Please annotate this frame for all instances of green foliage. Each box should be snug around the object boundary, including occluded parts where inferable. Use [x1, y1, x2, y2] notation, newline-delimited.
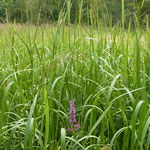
[0, 1, 150, 150]
[0, 16, 150, 149]
[0, 0, 149, 25]
[105, 0, 122, 24]
[0, 0, 7, 22]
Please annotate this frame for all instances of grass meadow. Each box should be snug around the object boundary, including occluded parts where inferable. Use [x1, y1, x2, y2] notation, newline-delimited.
[0, 3, 150, 150]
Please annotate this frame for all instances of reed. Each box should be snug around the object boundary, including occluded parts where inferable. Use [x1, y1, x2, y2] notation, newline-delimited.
[0, 1, 150, 149]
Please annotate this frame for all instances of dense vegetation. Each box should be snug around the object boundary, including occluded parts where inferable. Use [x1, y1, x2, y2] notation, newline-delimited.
[0, 0, 150, 25]
[0, 0, 150, 150]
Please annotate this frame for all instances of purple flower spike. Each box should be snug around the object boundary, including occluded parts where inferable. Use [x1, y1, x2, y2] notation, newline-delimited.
[67, 99, 80, 132]
[69, 100, 76, 125]
[67, 127, 72, 132]
[74, 123, 80, 131]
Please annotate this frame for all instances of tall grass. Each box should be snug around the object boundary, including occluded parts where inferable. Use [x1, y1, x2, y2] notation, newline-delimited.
[0, 1, 150, 150]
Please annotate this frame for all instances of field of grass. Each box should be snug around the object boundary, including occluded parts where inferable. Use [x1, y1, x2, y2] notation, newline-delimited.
[0, 15, 150, 150]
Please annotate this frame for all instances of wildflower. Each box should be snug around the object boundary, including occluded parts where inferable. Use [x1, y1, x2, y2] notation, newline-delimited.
[74, 123, 80, 131]
[67, 99, 80, 132]
[70, 99, 76, 124]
